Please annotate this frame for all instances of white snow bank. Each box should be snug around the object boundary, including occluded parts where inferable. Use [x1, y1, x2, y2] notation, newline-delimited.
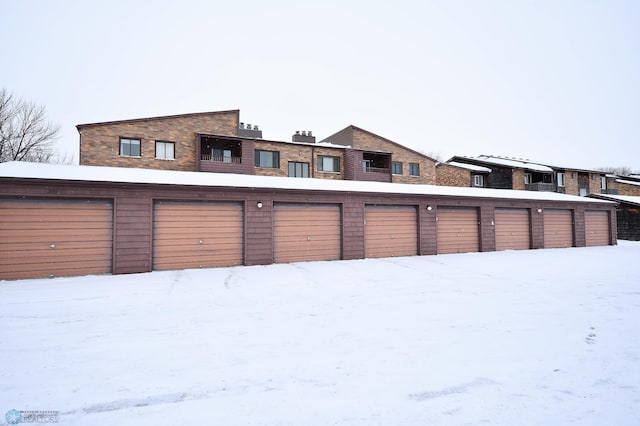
[1, 242, 640, 425]
[0, 161, 612, 204]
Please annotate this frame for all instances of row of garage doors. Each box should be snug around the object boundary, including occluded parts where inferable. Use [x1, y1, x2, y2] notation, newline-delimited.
[0, 199, 611, 279]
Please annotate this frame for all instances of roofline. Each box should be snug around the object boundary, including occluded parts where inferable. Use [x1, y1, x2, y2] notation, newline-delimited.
[350, 125, 438, 162]
[325, 125, 438, 162]
[587, 194, 640, 206]
[76, 109, 240, 130]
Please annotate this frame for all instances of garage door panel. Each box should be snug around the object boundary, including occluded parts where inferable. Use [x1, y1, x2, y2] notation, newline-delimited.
[153, 202, 244, 270]
[274, 204, 341, 263]
[437, 207, 479, 254]
[585, 210, 610, 247]
[495, 208, 531, 251]
[365, 206, 418, 258]
[544, 209, 573, 248]
[0, 199, 113, 279]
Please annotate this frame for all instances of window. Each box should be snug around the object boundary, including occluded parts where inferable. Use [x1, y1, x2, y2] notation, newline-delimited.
[409, 163, 420, 176]
[557, 172, 565, 187]
[601, 176, 607, 190]
[524, 173, 532, 185]
[473, 174, 484, 187]
[392, 161, 403, 175]
[318, 156, 340, 172]
[155, 141, 175, 160]
[212, 148, 232, 163]
[120, 138, 141, 157]
[254, 150, 280, 168]
[288, 162, 309, 178]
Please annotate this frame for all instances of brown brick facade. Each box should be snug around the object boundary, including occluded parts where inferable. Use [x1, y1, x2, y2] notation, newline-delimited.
[436, 163, 472, 187]
[253, 141, 345, 179]
[350, 128, 436, 185]
[512, 169, 526, 190]
[79, 111, 239, 171]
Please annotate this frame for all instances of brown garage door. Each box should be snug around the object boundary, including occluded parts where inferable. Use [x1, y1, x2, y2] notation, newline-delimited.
[365, 205, 418, 258]
[0, 198, 113, 280]
[153, 201, 243, 270]
[585, 210, 610, 247]
[544, 209, 574, 248]
[437, 207, 480, 254]
[273, 203, 341, 263]
[495, 208, 531, 251]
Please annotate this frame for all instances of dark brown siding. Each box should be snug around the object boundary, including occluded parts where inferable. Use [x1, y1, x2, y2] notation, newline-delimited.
[114, 194, 152, 274]
[0, 198, 113, 279]
[365, 205, 418, 258]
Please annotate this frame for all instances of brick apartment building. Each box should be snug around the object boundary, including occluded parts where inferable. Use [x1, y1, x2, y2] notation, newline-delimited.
[77, 110, 437, 185]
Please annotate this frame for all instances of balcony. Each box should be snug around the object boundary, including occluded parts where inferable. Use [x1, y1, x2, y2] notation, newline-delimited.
[363, 166, 390, 174]
[201, 154, 242, 164]
[525, 182, 556, 192]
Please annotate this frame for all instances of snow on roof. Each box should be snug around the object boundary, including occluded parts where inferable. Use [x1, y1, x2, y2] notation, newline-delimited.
[616, 179, 640, 187]
[445, 161, 492, 173]
[0, 162, 613, 204]
[589, 194, 640, 206]
[475, 156, 554, 172]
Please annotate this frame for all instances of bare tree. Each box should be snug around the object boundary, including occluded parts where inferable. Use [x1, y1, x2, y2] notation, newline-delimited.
[597, 166, 634, 176]
[0, 88, 61, 163]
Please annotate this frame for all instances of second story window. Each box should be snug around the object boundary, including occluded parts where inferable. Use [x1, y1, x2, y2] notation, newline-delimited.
[155, 141, 175, 160]
[392, 161, 403, 175]
[288, 162, 309, 178]
[524, 173, 532, 185]
[318, 156, 340, 173]
[409, 163, 420, 176]
[557, 172, 565, 187]
[473, 174, 484, 187]
[255, 150, 280, 168]
[601, 176, 607, 190]
[120, 138, 141, 157]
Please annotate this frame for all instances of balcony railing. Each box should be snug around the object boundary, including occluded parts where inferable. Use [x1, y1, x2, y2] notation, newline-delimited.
[201, 154, 241, 164]
[525, 182, 555, 192]
[363, 166, 390, 174]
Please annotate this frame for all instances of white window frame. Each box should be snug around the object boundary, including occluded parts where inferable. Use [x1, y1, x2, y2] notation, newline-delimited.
[601, 176, 607, 190]
[155, 141, 175, 160]
[524, 173, 532, 185]
[557, 172, 565, 187]
[473, 174, 484, 187]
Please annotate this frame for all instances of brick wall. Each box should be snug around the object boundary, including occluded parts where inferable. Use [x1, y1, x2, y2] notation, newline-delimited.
[609, 180, 640, 196]
[512, 169, 526, 190]
[436, 164, 471, 187]
[564, 172, 579, 195]
[253, 141, 345, 179]
[588, 174, 603, 195]
[351, 128, 437, 185]
[79, 111, 239, 171]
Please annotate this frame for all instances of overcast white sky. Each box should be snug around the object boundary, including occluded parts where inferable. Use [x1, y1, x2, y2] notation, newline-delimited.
[2, 0, 639, 171]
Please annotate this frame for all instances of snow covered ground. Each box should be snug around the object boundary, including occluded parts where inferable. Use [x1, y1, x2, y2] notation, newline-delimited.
[2, 243, 640, 425]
